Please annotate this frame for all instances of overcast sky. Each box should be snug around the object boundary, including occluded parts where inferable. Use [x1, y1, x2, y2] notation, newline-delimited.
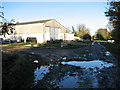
[1, 2, 109, 35]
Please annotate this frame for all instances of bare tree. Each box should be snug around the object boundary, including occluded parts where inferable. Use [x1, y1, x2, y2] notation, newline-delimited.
[76, 24, 90, 39]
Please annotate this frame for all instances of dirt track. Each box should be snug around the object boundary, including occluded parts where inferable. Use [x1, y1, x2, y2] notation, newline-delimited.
[1, 45, 30, 52]
[2, 42, 119, 88]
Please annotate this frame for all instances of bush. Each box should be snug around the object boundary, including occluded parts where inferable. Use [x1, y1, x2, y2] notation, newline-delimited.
[2, 52, 34, 88]
[37, 43, 42, 47]
[31, 43, 35, 46]
[83, 34, 91, 41]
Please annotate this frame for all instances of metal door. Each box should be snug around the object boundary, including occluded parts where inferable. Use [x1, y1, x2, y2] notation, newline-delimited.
[49, 27, 61, 41]
[49, 27, 55, 41]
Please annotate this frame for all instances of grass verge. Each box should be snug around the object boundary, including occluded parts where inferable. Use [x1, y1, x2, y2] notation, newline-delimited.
[100, 42, 120, 55]
[4, 42, 30, 46]
[99, 41, 120, 88]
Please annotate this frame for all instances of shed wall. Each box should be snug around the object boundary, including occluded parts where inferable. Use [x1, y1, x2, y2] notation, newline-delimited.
[15, 23, 44, 34]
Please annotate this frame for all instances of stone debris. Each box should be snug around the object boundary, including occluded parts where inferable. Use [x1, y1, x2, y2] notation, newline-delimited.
[34, 60, 39, 63]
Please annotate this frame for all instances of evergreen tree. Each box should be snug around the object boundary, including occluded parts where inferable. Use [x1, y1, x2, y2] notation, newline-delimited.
[72, 26, 77, 36]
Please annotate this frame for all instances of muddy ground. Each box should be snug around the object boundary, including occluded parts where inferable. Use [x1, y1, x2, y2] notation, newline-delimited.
[2, 42, 119, 88]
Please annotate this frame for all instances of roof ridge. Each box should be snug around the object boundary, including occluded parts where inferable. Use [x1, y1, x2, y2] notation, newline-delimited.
[16, 19, 55, 25]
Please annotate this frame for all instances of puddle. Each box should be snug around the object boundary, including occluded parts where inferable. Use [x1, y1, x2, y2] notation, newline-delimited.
[56, 75, 79, 88]
[92, 41, 95, 45]
[34, 66, 50, 85]
[33, 59, 116, 88]
[53, 69, 99, 88]
[61, 60, 114, 69]
[105, 51, 110, 56]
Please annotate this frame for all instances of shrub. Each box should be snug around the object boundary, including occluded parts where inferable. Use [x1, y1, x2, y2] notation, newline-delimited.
[2, 52, 34, 88]
[31, 43, 35, 46]
[83, 34, 91, 41]
[37, 43, 42, 47]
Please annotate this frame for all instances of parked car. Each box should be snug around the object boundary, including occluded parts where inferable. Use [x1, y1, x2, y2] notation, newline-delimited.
[26, 37, 37, 43]
[2, 39, 11, 44]
[10, 40, 17, 43]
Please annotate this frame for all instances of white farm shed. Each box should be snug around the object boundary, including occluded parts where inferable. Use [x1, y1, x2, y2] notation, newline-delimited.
[1, 19, 74, 43]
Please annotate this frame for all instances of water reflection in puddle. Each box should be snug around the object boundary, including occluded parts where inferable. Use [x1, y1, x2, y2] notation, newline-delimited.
[54, 69, 99, 88]
[61, 60, 114, 69]
[105, 51, 110, 56]
[34, 66, 50, 85]
[56, 75, 79, 88]
[92, 41, 95, 45]
[33, 59, 116, 88]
